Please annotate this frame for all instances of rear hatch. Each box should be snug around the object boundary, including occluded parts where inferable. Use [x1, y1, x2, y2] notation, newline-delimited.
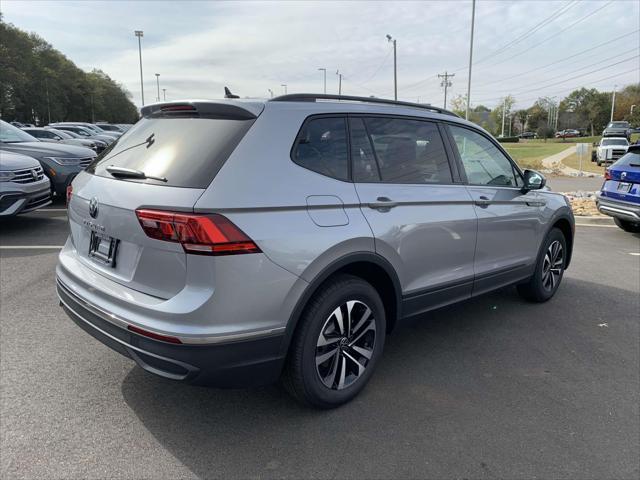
[67, 101, 262, 299]
[602, 148, 640, 203]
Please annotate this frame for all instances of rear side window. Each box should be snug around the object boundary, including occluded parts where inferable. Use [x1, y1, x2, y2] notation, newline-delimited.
[613, 151, 640, 167]
[292, 117, 349, 181]
[354, 117, 452, 184]
[87, 117, 254, 188]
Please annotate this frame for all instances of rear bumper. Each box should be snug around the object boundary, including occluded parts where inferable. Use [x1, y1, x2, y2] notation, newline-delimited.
[596, 194, 640, 223]
[56, 278, 286, 387]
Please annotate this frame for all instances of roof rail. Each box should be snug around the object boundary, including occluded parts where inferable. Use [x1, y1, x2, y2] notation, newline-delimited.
[270, 93, 459, 117]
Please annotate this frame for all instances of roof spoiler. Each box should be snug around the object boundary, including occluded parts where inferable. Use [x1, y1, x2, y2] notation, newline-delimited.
[140, 101, 258, 120]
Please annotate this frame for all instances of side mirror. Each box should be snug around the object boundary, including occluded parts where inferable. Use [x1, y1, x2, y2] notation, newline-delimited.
[523, 169, 546, 190]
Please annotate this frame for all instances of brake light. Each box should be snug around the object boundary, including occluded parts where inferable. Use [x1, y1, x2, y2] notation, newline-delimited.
[66, 184, 73, 205]
[127, 325, 182, 344]
[135, 209, 261, 256]
[160, 104, 196, 112]
[604, 169, 611, 180]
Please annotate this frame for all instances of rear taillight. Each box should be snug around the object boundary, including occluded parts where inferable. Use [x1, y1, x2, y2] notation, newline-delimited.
[66, 184, 73, 205]
[604, 169, 611, 180]
[135, 209, 261, 256]
[127, 325, 182, 344]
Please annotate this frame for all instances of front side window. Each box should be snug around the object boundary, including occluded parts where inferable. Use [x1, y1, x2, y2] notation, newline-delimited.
[449, 125, 521, 187]
[354, 117, 452, 184]
[292, 117, 348, 181]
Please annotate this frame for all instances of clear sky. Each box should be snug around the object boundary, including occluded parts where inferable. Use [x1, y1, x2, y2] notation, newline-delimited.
[2, 0, 639, 109]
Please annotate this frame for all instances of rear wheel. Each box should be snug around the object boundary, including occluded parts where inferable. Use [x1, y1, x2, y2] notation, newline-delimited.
[283, 274, 385, 408]
[517, 228, 567, 303]
[614, 217, 640, 233]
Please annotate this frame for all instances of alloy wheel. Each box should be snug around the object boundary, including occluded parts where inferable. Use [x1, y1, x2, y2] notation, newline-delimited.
[315, 300, 376, 390]
[542, 240, 564, 292]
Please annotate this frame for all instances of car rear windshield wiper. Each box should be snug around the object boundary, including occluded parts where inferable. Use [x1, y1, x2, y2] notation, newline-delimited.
[105, 165, 167, 182]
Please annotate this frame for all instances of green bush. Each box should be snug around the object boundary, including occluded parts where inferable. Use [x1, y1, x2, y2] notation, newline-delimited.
[497, 136, 520, 143]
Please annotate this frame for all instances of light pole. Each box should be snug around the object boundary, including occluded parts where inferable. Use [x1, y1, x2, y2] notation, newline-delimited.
[134, 30, 144, 106]
[465, 0, 476, 120]
[386, 34, 397, 101]
[610, 85, 617, 121]
[162, 88, 166, 101]
[318, 68, 327, 94]
[281, 84, 287, 95]
[336, 70, 342, 95]
[155, 73, 160, 102]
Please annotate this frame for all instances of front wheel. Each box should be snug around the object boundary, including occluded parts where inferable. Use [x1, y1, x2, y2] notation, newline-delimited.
[283, 274, 386, 409]
[614, 217, 640, 233]
[517, 228, 567, 302]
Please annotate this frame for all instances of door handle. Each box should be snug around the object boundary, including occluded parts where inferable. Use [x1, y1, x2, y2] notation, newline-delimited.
[474, 195, 490, 207]
[368, 197, 398, 211]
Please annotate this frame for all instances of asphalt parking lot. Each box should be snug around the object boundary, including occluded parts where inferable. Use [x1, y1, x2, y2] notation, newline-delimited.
[1, 202, 639, 480]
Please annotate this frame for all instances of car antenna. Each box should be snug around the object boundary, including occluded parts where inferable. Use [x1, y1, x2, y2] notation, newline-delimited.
[224, 87, 239, 99]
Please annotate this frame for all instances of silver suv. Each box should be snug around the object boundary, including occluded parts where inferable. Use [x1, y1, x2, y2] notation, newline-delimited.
[56, 95, 574, 408]
[1, 150, 51, 216]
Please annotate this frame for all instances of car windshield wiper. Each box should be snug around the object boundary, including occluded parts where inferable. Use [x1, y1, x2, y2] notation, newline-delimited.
[105, 165, 167, 182]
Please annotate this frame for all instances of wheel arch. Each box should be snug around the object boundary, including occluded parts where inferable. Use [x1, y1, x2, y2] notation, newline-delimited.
[280, 252, 402, 357]
[549, 212, 574, 268]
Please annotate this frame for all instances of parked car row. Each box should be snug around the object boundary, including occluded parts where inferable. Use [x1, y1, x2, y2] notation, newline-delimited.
[1, 120, 114, 216]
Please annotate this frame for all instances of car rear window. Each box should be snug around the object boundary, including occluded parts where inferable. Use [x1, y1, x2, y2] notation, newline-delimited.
[87, 117, 254, 188]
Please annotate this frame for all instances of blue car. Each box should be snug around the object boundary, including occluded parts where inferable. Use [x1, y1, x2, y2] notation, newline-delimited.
[596, 144, 640, 233]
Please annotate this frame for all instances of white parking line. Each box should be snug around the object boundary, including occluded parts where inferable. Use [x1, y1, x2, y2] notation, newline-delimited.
[0, 246, 63, 249]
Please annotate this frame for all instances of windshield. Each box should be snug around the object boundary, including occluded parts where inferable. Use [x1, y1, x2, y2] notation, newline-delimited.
[602, 139, 628, 146]
[609, 122, 628, 128]
[51, 129, 73, 139]
[0, 120, 39, 143]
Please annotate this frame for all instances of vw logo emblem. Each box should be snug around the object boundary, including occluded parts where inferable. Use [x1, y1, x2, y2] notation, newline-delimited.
[31, 169, 38, 180]
[621, 171, 627, 179]
[89, 197, 99, 218]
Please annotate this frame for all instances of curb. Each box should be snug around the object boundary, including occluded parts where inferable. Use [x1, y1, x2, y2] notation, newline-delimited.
[573, 215, 614, 225]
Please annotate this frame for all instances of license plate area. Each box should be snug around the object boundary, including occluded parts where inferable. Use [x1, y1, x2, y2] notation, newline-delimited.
[88, 231, 119, 267]
[617, 182, 632, 193]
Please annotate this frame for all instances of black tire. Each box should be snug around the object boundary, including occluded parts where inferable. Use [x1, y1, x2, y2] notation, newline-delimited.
[517, 228, 567, 303]
[596, 160, 602, 167]
[283, 274, 386, 409]
[614, 217, 640, 233]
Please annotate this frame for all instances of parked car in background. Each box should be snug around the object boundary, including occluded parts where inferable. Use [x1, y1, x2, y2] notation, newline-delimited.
[555, 129, 580, 139]
[596, 145, 640, 233]
[56, 95, 575, 408]
[50, 122, 122, 140]
[519, 131, 537, 139]
[602, 121, 632, 140]
[0, 150, 51, 216]
[95, 123, 125, 133]
[46, 125, 116, 145]
[0, 120, 96, 196]
[10, 122, 25, 128]
[596, 137, 629, 166]
[21, 127, 105, 153]
[117, 124, 134, 131]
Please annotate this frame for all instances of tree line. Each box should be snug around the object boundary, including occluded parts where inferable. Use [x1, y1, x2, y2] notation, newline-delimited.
[451, 83, 639, 138]
[0, 16, 139, 125]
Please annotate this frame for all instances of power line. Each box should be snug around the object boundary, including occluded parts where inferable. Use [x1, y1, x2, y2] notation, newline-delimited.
[476, 0, 615, 71]
[474, 48, 639, 96]
[471, 0, 578, 67]
[473, 29, 639, 89]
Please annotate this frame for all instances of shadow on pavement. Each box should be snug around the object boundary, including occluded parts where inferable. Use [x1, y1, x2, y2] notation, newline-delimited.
[120, 278, 638, 480]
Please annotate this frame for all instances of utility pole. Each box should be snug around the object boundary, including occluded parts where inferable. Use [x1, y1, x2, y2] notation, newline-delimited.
[501, 97, 507, 137]
[281, 84, 287, 95]
[610, 85, 617, 121]
[155, 73, 160, 102]
[134, 30, 144, 106]
[554, 105, 560, 131]
[90, 92, 95, 123]
[386, 35, 397, 100]
[318, 68, 327, 94]
[336, 70, 342, 95]
[438, 71, 454, 109]
[162, 88, 166, 101]
[631, 105, 636, 115]
[465, 0, 476, 120]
